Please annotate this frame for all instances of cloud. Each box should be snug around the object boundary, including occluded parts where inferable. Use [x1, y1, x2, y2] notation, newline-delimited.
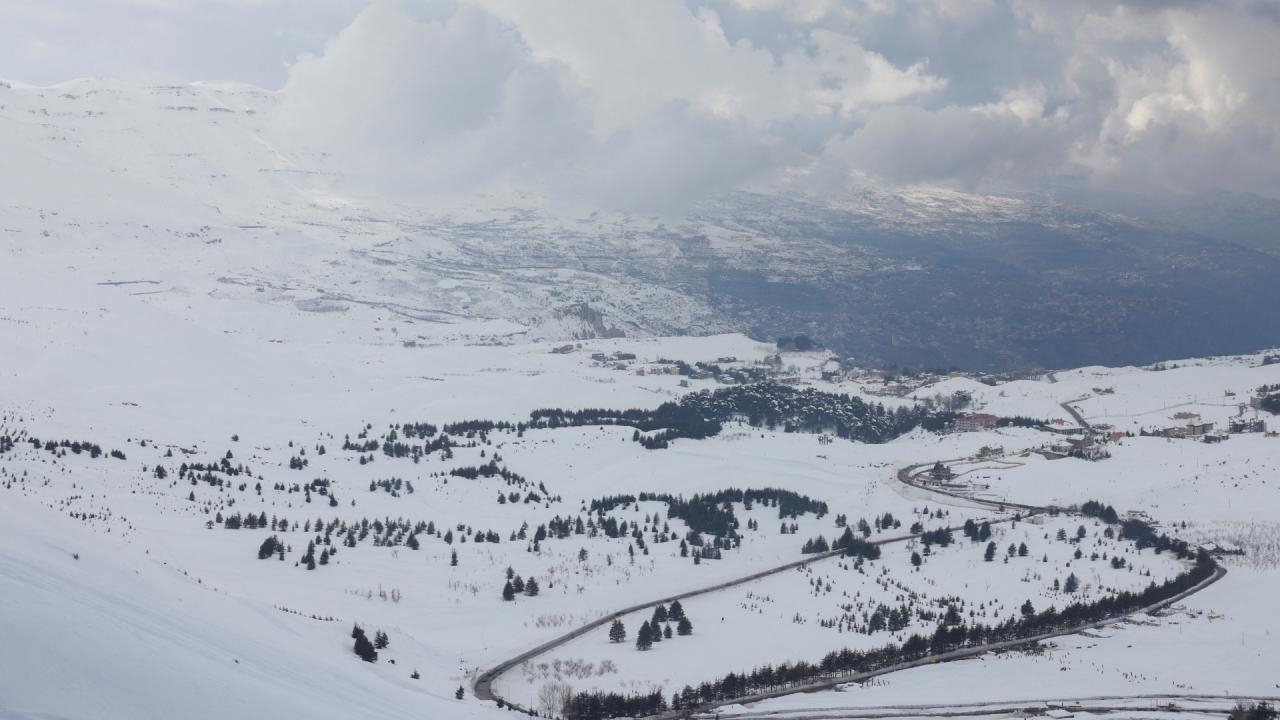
[0, 0, 364, 88]
[6, 0, 1279, 209]
[269, 0, 945, 213]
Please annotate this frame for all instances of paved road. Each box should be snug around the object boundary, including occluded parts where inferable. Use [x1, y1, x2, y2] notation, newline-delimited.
[712, 693, 1280, 720]
[1059, 396, 1093, 432]
[473, 516, 1020, 712]
[675, 562, 1225, 719]
[473, 457, 1225, 719]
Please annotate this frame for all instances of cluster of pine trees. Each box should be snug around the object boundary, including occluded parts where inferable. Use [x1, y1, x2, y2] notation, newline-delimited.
[1080, 499, 1195, 558]
[1230, 702, 1278, 720]
[501, 566, 541, 600]
[620, 601, 693, 650]
[569, 540, 1218, 718]
[530, 381, 949, 450]
[368, 477, 414, 496]
[242, 515, 511, 566]
[590, 488, 828, 539]
[350, 624, 388, 663]
[26, 436, 119, 460]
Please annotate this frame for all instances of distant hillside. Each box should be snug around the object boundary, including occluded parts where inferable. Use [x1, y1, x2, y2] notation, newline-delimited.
[4, 79, 1278, 372]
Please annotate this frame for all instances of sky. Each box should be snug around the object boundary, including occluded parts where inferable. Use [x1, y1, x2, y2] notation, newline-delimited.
[4, 0, 1280, 213]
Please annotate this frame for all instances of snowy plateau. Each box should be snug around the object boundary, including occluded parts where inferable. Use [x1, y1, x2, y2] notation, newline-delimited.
[2, 78, 1280, 720]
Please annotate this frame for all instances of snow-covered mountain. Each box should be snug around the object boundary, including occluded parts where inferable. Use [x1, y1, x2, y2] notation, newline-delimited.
[7, 78, 1279, 371]
[6, 78, 1280, 720]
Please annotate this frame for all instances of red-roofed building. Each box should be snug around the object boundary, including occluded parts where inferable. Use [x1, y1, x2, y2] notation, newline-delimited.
[955, 413, 999, 432]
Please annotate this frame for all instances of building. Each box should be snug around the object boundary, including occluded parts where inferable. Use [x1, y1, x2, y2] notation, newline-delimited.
[1186, 421, 1215, 437]
[955, 413, 999, 432]
[1229, 417, 1267, 434]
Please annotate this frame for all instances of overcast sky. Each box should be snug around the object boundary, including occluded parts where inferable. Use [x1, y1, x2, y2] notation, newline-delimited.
[5, 0, 1279, 211]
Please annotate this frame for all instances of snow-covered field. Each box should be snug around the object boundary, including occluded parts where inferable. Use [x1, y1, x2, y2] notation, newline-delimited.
[494, 513, 1188, 708]
[4, 89, 1280, 718]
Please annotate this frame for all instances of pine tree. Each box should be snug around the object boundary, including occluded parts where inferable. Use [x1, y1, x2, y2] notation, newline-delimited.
[353, 632, 378, 662]
[502, 581, 516, 601]
[450, 549, 458, 566]
[668, 600, 685, 621]
[984, 542, 996, 562]
[609, 619, 626, 643]
[524, 577, 539, 596]
[374, 630, 389, 649]
[1064, 572, 1079, 593]
[663, 624, 672, 639]
[652, 604, 668, 624]
[636, 621, 654, 650]
[676, 616, 692, 636]
[455, 686, 465, 700]
[258, 535, 280, 560]
[1021, 599, 1035, 617]
[911, 551, 922, 567]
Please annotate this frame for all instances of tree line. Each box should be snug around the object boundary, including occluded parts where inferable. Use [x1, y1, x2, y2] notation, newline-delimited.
[562, 514, 1218, 719]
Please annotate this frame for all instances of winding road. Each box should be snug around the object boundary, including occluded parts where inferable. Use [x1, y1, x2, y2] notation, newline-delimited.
[472, 454, 1227, 719]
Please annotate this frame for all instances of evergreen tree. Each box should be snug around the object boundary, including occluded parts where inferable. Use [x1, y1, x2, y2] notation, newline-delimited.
[609, 619, 626, 643]
[677, 616, 693, 636]
[668, 600, 686, 621]
[1020, 599, 1035, 617]
[663, 624, 673, 639]
[636, 621, 654, 650]
[502, 581, 516, 601]
[455, 686, 465, 700]
[353, 632, 378, 662]
[258, 535, 280, 560]
[451, 549, 458, 566]
[652, 604, 668, 624]
[374, 630, 389, 649]
[911, 550, 922, 567]
[1064, 572, 1079, 593]
[524, 578, 540, 596]
[984, 542, 996, 562]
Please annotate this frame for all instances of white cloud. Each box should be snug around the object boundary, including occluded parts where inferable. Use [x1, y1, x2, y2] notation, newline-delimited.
[270, 0, 943, 212]
[5, 0, 1279, 208]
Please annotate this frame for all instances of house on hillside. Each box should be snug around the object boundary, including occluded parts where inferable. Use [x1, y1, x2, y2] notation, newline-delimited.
[955, 413, 999, 432]
[1186, 421, 1215, 437]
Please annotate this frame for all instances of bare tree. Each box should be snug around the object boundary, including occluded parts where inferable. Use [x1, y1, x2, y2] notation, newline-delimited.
[537, 681, 574, 718]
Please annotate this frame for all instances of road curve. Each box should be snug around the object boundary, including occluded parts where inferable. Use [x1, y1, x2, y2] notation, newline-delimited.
[674, 562, 1225, 719]
[473, 516, 1022, 712]
[474, 459, 1224, 719]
